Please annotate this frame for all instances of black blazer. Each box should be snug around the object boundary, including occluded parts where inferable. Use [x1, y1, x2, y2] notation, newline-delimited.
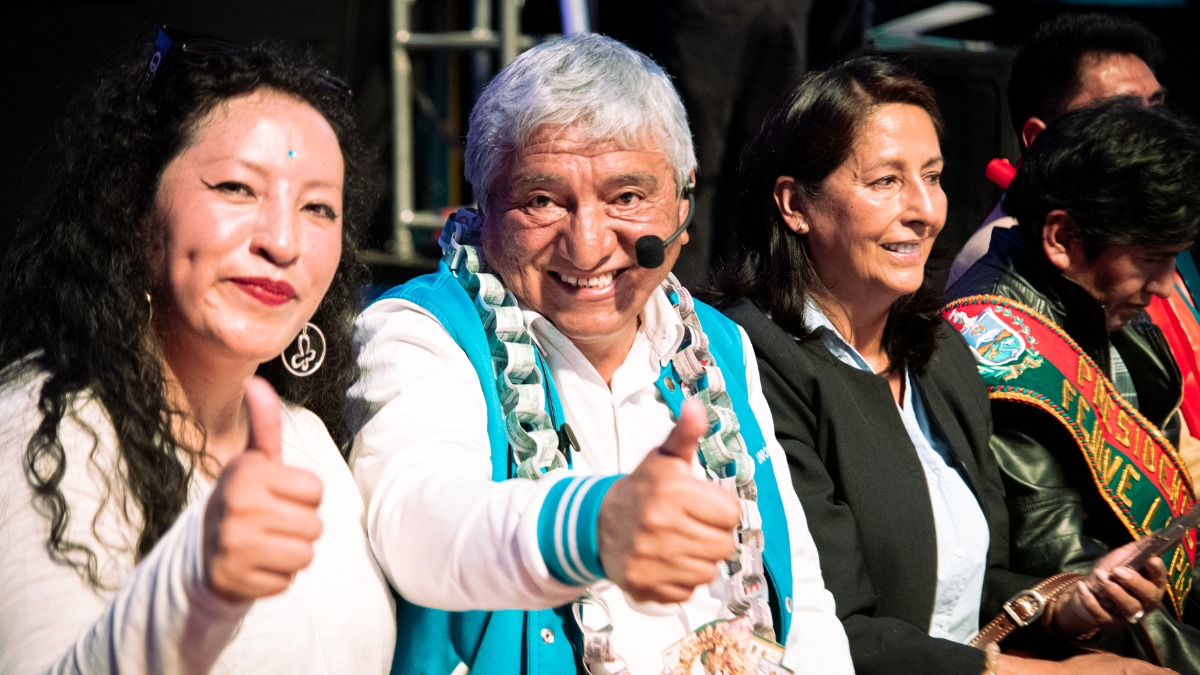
[723, 298, 1039, 674]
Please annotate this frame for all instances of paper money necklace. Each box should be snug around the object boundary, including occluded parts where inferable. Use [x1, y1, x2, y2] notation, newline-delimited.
[438, 208, 780, 674]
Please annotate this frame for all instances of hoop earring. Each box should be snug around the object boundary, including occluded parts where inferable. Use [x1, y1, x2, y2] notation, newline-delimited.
[281, 322, 326, 377]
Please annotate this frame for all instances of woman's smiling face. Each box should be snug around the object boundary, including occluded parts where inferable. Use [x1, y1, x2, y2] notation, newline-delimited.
[799, 103, 946, 307]
[152, 89, 345, 368]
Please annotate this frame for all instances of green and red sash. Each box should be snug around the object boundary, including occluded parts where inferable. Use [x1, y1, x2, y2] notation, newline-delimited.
[944, 295, 1196, 618]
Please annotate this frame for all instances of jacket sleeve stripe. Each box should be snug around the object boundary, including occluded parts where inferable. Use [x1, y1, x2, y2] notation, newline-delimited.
[538, 475, 621, 585]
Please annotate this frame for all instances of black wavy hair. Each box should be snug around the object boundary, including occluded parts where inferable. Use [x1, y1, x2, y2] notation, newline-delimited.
[706, 56, 946, 374]
[1008, 13, 1164, 138]
[0, 27, 374, 588]
[1005, 97, 1200, 258]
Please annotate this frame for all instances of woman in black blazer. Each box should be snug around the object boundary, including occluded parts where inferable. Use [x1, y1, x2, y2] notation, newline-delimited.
[707, 57, 1169, 675]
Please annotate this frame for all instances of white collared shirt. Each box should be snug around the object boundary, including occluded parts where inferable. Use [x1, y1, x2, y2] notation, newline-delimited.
[349, 287, 853, 673]
[803, 300, 990, 642]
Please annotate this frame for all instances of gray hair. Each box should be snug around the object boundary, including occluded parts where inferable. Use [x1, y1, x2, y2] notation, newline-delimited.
[464, 32, 697, 213]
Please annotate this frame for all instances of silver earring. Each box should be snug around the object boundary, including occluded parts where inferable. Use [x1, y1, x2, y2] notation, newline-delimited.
[281, 322, 326, 377]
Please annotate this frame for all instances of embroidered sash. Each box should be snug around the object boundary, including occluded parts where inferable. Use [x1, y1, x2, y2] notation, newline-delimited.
[944, 295, 1196, 618]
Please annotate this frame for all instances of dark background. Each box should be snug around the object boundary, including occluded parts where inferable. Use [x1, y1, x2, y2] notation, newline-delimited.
[4, 1, 1197, 287]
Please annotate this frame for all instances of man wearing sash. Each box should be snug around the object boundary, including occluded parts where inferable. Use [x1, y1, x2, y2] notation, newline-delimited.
[946, 13, 1166, 288]
[347, 33, 851, 674]
[946, 98, 1200, 667]
[946, 13, 1200, 492]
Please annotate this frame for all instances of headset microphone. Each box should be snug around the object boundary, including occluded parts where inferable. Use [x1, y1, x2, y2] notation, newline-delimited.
[635, 184, 696, 268]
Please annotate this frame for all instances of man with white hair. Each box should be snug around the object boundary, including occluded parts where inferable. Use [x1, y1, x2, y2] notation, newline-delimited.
[348, 33, 851, 674]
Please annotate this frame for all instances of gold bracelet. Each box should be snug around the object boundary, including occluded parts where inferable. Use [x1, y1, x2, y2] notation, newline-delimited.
[982, 642, 1001, 675]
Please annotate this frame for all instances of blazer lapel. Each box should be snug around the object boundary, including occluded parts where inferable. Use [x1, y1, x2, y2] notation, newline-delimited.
[917, 374, 987, 502]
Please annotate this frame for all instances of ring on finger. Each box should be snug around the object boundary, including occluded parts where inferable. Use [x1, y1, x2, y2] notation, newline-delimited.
[1127, 609, 1146, 625]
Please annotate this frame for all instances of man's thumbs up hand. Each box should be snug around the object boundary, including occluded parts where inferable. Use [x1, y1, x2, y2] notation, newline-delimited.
[597, 399, 740, 603]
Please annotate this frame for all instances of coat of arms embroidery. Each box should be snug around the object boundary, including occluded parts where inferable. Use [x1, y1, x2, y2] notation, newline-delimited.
[947, 306, 1043, 380]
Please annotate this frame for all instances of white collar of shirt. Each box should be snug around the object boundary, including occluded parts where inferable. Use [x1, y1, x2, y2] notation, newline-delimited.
[802, 298, 890, 377]
[803, 300, 918, 410]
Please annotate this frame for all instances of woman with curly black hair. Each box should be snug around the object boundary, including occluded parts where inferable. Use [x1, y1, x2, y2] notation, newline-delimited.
[0, 27, 393, 673]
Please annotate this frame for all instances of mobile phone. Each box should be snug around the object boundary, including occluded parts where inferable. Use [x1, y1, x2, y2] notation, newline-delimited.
[1086, 502, 1200, 596]
[1115, 502, 1200, 572]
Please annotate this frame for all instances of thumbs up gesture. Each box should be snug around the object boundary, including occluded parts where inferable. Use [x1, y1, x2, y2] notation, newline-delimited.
[597, 399, 741, 603]
[202, 377, 324, 603]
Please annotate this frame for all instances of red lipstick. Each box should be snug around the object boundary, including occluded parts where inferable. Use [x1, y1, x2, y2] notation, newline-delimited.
[232, 277, 296, 306]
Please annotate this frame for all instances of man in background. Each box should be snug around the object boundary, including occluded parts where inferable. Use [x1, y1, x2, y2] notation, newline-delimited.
[947, 12, 1165, 286]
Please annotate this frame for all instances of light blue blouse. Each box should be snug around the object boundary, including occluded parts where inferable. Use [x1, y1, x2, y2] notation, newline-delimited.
[803, 301, 990, 642]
